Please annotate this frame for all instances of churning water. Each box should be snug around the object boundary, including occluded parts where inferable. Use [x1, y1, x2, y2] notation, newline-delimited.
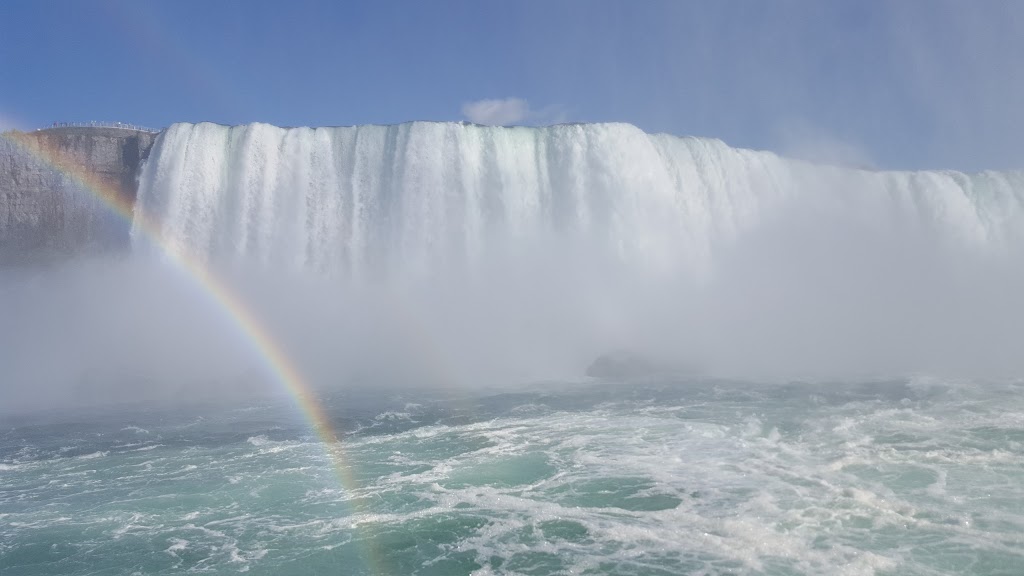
[3, 378, 1023, 575]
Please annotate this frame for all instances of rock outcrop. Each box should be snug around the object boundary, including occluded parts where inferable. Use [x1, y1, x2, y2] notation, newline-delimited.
[0, 127, 157, 265]
[586, 349, 701, 380]
[586, 350, 665, 380]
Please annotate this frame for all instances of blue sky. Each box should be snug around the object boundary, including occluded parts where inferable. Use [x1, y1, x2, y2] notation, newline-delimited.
[1, 1, 1022, 171]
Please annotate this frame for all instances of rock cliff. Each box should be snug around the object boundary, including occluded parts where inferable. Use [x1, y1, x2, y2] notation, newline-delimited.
[0, 127, 157, 265]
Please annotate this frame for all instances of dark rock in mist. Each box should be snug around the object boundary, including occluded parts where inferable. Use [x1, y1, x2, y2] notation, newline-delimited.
[586, 350, 664, 380]
[586, 349, 702, 380]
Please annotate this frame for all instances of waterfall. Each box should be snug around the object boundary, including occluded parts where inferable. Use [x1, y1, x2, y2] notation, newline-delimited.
[133, 121, 1024, 378]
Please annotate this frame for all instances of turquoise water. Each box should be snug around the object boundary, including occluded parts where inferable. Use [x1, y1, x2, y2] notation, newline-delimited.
[2, 378, 1023, 575]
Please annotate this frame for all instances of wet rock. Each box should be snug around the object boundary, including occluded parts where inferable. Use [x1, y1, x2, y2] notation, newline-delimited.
[585, 350, 664, 379]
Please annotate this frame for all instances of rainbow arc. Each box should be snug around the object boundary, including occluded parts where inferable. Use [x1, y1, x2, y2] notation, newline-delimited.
[1, 129, 386, 574]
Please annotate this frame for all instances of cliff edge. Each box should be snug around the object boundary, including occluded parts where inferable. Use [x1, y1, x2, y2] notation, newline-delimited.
[0, 127, 157, 264]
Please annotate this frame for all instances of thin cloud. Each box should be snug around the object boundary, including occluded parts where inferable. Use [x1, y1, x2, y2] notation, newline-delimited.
[461, 98, 569, 126]
[774, 119, 876, 170]
[462, 98, 532, 125]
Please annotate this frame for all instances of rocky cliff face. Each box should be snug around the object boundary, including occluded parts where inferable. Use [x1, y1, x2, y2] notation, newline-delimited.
[0, 127, 157, 265]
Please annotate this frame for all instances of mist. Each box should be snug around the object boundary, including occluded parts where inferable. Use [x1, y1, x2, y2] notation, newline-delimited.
[3, 117, 1024, 415]
[3, 145, 1024, 416]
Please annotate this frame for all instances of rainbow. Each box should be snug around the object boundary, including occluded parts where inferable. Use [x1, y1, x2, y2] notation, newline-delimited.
[1, 128, 386, 572]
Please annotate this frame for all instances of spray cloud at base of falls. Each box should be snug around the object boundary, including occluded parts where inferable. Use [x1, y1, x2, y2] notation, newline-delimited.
[5, 120, 1024, 413]
[128, 121, 1024, 383]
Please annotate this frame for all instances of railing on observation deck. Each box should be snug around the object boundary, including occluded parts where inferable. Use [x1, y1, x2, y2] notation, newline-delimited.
[39, 121, 162, 133]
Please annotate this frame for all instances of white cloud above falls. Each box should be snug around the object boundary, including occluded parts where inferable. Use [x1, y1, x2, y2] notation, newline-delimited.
[461, 98, 533, 125]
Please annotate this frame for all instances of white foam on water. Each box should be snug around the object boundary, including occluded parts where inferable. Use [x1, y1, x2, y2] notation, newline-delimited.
[132, 444, 162, 452]
[246, 435, 270, 446]
[5, 380, 1024, 574]
[373, 411, 414, 422]
[165, 537, 188, 556]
